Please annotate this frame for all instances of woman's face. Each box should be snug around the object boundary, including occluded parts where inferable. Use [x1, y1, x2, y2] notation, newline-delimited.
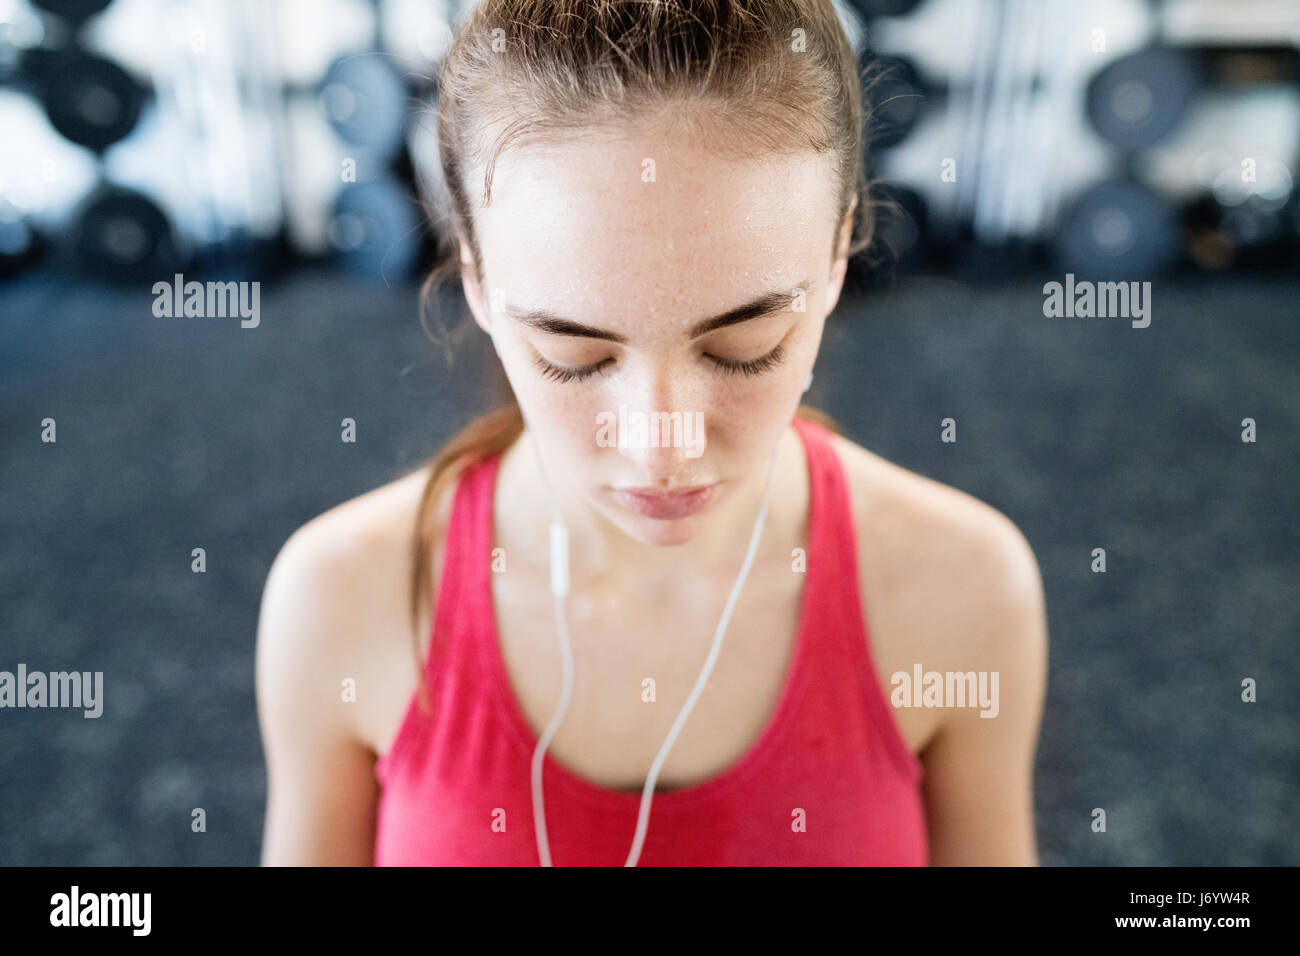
[461, 124, 854, 547]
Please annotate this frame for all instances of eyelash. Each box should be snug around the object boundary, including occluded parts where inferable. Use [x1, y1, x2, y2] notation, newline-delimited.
[532, 343, 788, 384]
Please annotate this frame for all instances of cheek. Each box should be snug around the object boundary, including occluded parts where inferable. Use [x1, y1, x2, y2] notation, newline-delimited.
[707, 382, 782, 428]
[706, 389, 791, 455]
[530, 385, 609, 463]
[684, 371, 806, 464]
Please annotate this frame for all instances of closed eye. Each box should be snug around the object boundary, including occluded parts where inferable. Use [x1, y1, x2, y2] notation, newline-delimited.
[531, 353, 615, 384]
[530, 341, 788, 383]
[707, 342, 787, 376]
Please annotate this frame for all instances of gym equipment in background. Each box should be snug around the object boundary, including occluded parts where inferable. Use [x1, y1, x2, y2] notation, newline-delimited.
[1052, 178, 1180, 281]
[26, 47, 147, 152]
[69, 184, 180, 281]
[849, 0, 1300, 280]
[858, 182, 930, 289]
[0, 197, 44, 276]
[4, 0, 438, 282]
[29, 0, 113, 23]
[327, 177, 420, 279]
[1085, 46, 1202, 151]
[7, 0, 1295, 286]
[320, 55, 408, 164]
[865, 55, 928, 151]
[0, 0, 168, 279]
[845, 0, 924, 18]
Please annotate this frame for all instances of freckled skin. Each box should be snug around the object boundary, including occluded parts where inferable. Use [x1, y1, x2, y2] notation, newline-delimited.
[458, 123, 855, 575]
[260, 128, 1046, 868]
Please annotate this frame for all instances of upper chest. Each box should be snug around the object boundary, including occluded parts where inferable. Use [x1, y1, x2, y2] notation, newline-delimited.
[464, 529, 947, 792]
[356, 450, 962, 785]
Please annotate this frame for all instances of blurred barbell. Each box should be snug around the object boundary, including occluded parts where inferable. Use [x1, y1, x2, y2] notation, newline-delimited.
[2, 0, 1298, 286]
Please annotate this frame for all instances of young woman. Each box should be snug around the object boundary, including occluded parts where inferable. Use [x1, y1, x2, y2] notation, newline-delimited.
[256, 0, 1047, 866]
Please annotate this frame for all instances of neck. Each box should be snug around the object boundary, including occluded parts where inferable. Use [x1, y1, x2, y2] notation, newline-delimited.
[494, 424, 807, 591]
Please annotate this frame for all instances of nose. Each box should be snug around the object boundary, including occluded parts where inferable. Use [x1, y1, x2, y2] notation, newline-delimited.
[609, 366, 707, 482]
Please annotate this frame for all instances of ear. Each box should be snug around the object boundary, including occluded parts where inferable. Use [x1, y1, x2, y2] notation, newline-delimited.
[824, 193, 858, 317]
[457, 235, 493, 339]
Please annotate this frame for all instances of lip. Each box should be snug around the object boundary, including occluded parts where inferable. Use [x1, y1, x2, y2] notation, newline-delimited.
[612, 484, 718, 520]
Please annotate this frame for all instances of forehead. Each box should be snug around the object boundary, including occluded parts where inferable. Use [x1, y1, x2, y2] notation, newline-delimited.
[470, 128, 838, 332]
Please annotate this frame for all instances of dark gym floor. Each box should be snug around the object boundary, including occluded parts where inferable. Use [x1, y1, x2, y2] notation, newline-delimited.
[0, 266, 1296, 865]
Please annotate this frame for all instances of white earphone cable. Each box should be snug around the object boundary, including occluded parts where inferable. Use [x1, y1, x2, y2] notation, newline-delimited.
[494, 325, 795, 866]
[620, 444, 780, 866]
[524, 420, 781, 867]
[525, 427, 574, 868]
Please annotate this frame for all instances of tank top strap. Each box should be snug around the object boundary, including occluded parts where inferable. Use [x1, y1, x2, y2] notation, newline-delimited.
[792, 415, 924, 784]
[444, 422, 857, 686]
[376, 421, 927, 860]
[374, 452, 502, 784]
[791, 415, 858, 625]
[417, 452, 503, 684]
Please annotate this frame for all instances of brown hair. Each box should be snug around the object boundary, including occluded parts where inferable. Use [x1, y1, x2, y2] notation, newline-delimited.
[405, 0, 880, 714]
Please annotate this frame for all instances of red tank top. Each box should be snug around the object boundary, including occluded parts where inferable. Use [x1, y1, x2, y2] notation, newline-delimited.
[373, 416, 928, 865]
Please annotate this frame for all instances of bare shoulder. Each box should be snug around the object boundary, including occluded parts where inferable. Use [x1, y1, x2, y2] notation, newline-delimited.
[823, 433, 1048, 862]
[827, 431, 1047, 672]
[256, 463, 456, 749]
[262, 464, 441, 622]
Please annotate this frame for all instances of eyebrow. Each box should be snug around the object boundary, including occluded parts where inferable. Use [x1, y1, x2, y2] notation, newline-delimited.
[502, 279, 812, 344]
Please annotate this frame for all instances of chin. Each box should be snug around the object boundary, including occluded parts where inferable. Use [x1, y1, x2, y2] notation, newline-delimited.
[595, 496, 711, 548]
[626, 517, 703, 548]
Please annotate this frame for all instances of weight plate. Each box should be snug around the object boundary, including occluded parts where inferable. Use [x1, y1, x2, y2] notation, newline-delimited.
[328, 178, 420, 279]
[71, 187, 177, 281]
[1053, 179, 1180, 281]
[320, 55, 407, 159]
[1086, 47, 1200, 151]
[30, 0, 114, 23]
[865, 56, 925, 151]
[40, 52, 146, 151]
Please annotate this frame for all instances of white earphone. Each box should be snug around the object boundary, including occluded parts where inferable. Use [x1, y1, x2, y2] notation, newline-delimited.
[489, 324, 790, 865]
